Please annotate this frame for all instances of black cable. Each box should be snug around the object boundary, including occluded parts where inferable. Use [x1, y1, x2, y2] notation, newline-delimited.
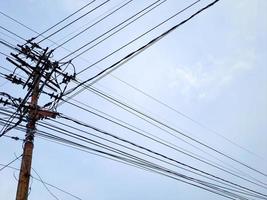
[35, 0, 96, 42]
[35, 131, 261, 200]
[36, 131, 244, 200]
[48, 117, 264, 196]
[58, 114, 267, 198]
[0, 154, 22, 172]
[0, 31, 21, 43]
[59, 0, 167, 61]
[49, 0, 133, 46]
[3, 98, 265, 192]
[0, 38, 17, 51]
[63, 97, 267, 188]
[60, 0, 199, 65]
[0, 10, 40, 35]
[0, 8, 92, 58]
[62, 0, 211, 95]
[31, 167, 61, 200]
[54, 0, 135, 50]
[71, 0, 200, 74]
[107, 73, 265, 160]
[0, 162, 83, 200]
[21, 108, 264, 199]
[38, 0, 110, 43]
[87, 85, 267, 178]
[0, 111, 264, 199]
[0, 25, 26, 41]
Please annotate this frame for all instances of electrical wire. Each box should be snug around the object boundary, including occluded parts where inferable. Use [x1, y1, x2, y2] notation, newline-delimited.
[62, 97, 267, 188]
[59, 0, 200, 65]
[31, 167, 61, 200]
[49, 0, 135, 47]
[0, 25, 26, 41]
[106, 73, 266, 160]
[1, 109, 266, 197]
[79, 85, 267, 178]
[2, 108, 255, 199]
[35, 0, 96, 42]
[62, 0, 216, 96]
[34, 129, 260, 200]
[0, 154, 22, 172]
[38, 0, 110, 44]
[57, 114, 267, 197]
[0, 162, 83, 200]
[0, 110, 266, 199]
[0, 38, 17, 51]
[0, 30, 21, 43]
[59, 0, 167, 61]
[34, 131, 267, 200]
[54, 0, 135, 50]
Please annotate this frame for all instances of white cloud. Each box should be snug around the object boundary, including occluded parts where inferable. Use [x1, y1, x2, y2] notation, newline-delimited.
[166, 49, 256, 100]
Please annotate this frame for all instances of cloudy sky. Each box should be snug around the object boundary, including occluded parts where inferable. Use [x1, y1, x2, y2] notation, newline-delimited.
[0, 0, 267, 199]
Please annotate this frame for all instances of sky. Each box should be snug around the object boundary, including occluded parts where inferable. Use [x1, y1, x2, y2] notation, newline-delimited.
[0, 0, 267, 199]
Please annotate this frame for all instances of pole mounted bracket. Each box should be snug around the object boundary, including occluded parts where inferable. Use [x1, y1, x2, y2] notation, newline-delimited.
[36, 108, 59, 120]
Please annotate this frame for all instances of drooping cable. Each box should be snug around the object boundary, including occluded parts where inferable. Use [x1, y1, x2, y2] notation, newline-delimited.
[0, 154, 22, 172]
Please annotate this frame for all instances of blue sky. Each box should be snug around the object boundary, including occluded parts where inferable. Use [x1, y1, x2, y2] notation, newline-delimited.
[0, 0, 267, 199]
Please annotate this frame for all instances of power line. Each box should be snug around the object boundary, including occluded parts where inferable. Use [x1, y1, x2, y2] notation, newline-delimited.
[34, 0, 96, 42]
[0, 8, 95, 56]
[5, 4, 249, 172]
[1, 109, 265, 198]
[58, 114, 267, 197]
[0, 31, 21, 43]
[54, 0, 135, 50]
[31, 167, 61, 200]
[49, 0, 135, 47]
[0, 10, 39, 35]
[60, 0, 200, 68]
[34, 130, 266, 200]
[0, 162, 83, 200]
[1, 110, 266, 199]
[54, 111, 267, 189]
[34, 130, 257, 200]
[0, 25, 26, 41]
[106, 73, 266, 160]
[3, 96, 265, 191]
[38, 0, 110, 43]
[0, 154, 22, 172]
[86, 85, 267, 178]
[59, 0, 167, 61]
[63, 95, 267, 187]
[63, 0, 216, 96]
[0, 38, 17, 51]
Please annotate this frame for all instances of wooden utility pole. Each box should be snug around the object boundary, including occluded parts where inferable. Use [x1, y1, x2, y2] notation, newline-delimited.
[14, 49, 59, 200]
[1, 40, 74, 200]
[15, 70, 39, 200]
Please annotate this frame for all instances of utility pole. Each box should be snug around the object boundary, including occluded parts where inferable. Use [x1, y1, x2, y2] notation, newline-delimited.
[15, 69, 40, 200]
[0, 40, 75, 200]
